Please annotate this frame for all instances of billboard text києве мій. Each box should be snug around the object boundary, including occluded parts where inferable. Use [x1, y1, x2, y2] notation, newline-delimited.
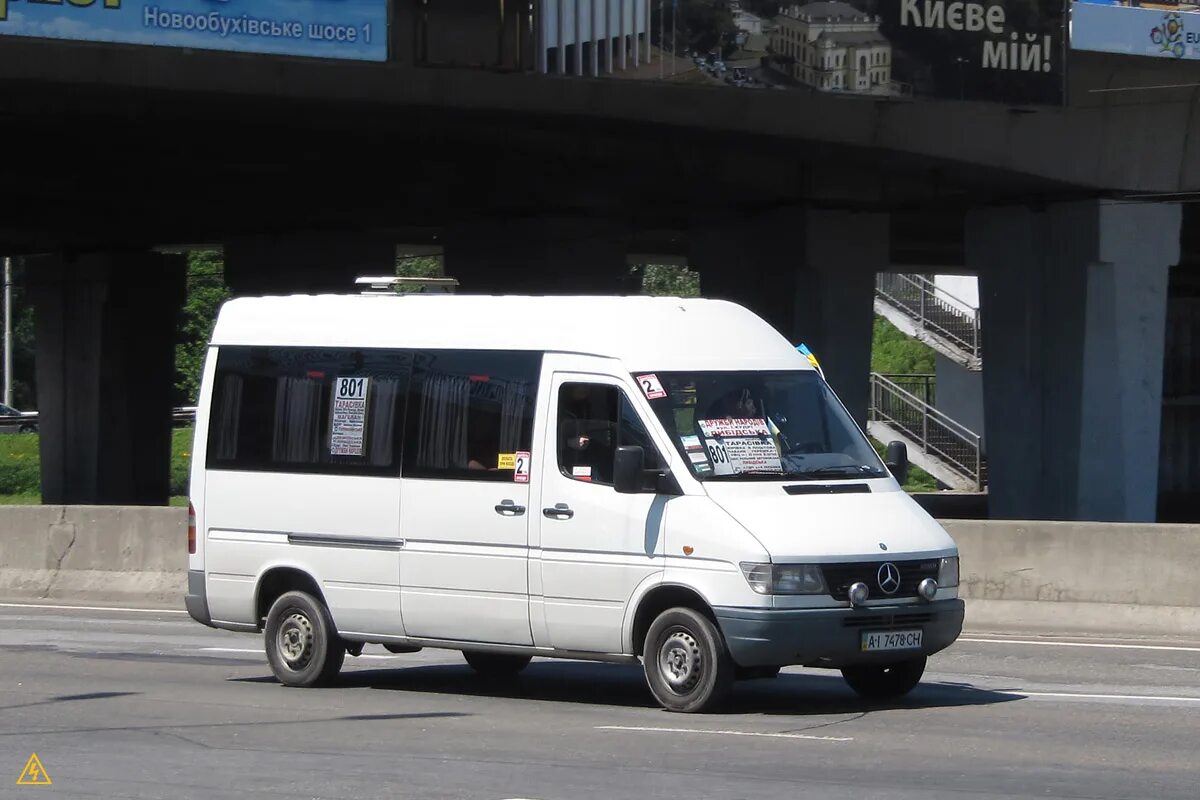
[0, 0, 387, 61]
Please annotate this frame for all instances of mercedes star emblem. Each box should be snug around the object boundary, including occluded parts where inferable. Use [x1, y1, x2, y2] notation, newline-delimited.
[877, 562, 901, 595]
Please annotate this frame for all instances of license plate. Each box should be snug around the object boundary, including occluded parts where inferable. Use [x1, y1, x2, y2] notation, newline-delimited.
[861, 629, 923, 652]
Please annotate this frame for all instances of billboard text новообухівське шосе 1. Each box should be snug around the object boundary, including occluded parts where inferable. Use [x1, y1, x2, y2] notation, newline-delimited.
[0, 0, 387, 61]
[1071, 0, 1200, 60]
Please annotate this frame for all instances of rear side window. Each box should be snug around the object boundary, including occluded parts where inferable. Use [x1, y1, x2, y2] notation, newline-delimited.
[403, 350, 541, 481]
[207, 346, 411, 475]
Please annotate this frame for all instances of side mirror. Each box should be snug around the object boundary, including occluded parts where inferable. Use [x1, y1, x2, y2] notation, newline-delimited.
[614, 446, 645, 494]
[885, 441, 908, 486]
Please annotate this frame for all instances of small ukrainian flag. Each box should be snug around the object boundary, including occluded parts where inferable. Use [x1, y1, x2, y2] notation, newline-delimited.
[797, 343, 824, 378]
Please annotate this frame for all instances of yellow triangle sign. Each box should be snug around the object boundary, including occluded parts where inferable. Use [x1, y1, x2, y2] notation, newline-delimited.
[16, 753, 51, 786]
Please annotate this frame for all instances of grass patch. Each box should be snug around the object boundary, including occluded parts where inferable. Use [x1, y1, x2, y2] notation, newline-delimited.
[0, 432, 42, 495]
[0, 427, 197, 503]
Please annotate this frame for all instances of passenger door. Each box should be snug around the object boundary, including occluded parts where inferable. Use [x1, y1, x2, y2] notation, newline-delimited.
[533, 356, 671, 654]
[398, 350, 540, 645]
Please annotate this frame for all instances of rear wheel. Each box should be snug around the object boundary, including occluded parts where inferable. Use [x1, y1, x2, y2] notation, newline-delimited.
[841, 656, 926, 700]
[462, 651, 531, 677]
[643, 607, 734, 713]
[264, 590, 345, 687]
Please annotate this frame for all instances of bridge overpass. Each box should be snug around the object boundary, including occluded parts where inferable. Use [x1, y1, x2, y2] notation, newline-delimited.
[1, 2, 1198, 521]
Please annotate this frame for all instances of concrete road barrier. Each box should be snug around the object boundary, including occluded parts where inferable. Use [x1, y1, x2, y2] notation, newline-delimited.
[945, 520, 1200, 637]
[0, 506, 186, 607]
[0, 508, 1196, 636]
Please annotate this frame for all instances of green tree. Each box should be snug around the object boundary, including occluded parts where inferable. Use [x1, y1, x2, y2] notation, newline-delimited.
[394, 254, 443, 290]
[175, 250, 229, 405]
[871, 316, 936, 375]
[632, 264, 701, 297]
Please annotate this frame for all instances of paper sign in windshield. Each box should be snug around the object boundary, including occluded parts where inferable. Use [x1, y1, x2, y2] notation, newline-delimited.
[636, 374, 668, 400]
[697, 418, 782, 476]
[331, 377, 369, 456]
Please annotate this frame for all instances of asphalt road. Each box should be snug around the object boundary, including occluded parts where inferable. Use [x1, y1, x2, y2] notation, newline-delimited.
[1, 603, 1197, 800]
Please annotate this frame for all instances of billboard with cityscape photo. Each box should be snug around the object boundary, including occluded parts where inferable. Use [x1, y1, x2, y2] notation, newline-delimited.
[522, 0, 1065, 105]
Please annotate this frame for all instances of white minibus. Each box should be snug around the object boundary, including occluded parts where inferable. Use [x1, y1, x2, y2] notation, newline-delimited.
[185, 293, 963, 712]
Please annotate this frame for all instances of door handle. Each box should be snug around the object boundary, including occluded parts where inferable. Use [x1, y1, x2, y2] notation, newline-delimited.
[495, 500, 527, 516]
[542, 503, 574, 520]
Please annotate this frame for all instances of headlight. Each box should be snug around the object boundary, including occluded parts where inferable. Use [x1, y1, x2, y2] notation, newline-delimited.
[739, 563, 827, 595]
[938, 556, 959, 588]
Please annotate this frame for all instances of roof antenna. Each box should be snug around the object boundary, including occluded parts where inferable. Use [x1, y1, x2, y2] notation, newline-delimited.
[355, 276, 461, 295]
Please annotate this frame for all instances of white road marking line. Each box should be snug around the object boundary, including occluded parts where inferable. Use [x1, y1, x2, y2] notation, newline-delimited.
[596, 725, 852, 742]
[997, 690, 1200, 704]
[0, 602, 187, 614]
[201, 647, 398, 661]
[960, 636, 1200, 654]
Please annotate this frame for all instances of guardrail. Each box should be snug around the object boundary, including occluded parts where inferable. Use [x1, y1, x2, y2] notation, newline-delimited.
[2, 407, 196, 433]
[875, 273, 981, 366]
[869, 372, 984, 491]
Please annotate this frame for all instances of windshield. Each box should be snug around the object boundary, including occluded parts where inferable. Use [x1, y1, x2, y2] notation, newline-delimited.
[638, 370, 887, 481]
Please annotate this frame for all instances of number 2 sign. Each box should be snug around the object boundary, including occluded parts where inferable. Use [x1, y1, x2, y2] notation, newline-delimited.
[514, 451, 531, 483]
[636, 374, 667, 400]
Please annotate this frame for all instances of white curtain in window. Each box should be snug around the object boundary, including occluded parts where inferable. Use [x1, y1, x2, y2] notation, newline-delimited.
[416, 374, 469, 469]
[499, 380, 532, 452]
[214, 375, 243, 460]
[273, 377, 322, 463]
[367, 378, 400, 467]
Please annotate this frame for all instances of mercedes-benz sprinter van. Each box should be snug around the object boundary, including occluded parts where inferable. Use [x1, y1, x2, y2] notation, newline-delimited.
[185, 293, 964, 712]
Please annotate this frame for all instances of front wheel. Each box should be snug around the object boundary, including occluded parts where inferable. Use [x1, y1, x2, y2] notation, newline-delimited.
[643, 607, 735, 713]
[841, 656, 926, 700]
[264, 590, 345, 687]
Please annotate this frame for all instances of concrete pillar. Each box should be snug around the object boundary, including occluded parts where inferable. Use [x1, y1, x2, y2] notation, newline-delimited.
[968, 200, 1181, 522]
[28, 252, 186, 505]
[689, 209, 885, 428]
[224, 233, 394, 296]
[443, 217, 632, 294]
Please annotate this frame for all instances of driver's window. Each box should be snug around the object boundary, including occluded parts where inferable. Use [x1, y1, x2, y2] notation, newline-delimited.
[558, 383, 664, 485]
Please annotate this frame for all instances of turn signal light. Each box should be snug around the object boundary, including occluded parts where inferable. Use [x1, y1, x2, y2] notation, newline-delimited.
[187, 501, 197, 555]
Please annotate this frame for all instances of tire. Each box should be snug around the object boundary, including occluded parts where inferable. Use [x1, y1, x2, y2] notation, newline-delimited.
[462, 651, 531, 677]
[643, 607, 735, 713]
[841, 656, 926, 701]
[18, 424, 35, 434]
[263, 590, 345, 687]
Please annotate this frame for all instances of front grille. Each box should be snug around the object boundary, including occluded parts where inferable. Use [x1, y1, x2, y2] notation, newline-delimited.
[821, 559, 939, 601]
[842, 612, 936, 629]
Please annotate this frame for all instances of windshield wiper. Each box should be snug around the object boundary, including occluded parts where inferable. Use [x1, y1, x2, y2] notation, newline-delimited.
[788, 465, 886, 481]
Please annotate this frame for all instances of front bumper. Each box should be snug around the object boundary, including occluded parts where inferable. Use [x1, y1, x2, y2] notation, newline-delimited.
[714, 599, 964, 668]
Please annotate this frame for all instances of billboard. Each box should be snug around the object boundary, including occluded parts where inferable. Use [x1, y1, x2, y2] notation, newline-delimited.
[522, 0, 1065, 105]
[1072, 1, 1200, 59]
[0, 0, 388, 61]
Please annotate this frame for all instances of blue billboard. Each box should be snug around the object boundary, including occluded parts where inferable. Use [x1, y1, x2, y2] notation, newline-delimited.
[0, 0, 388, 61]
[1072, 2, 1200, 60]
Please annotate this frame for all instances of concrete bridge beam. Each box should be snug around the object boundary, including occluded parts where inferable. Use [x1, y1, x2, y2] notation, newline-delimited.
[969, 200, 1181, 522]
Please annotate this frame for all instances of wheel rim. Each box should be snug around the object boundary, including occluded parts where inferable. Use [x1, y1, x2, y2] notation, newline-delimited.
[276, 610, 315, 671]
[658, 628, 703, 695]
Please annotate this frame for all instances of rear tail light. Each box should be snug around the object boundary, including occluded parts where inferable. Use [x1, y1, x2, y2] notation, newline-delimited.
[187, 502, 197, 555]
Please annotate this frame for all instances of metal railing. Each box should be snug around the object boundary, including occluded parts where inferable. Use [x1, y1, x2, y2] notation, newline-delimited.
[875, 273, 981, 363]
[0, 407, 197, 433]
[869, 372, 984, 491]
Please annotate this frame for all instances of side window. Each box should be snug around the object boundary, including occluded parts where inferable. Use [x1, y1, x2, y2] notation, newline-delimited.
[403, 350, 541, 481]
[558, 383, 665, 486]
[206, 346, 410, 474]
